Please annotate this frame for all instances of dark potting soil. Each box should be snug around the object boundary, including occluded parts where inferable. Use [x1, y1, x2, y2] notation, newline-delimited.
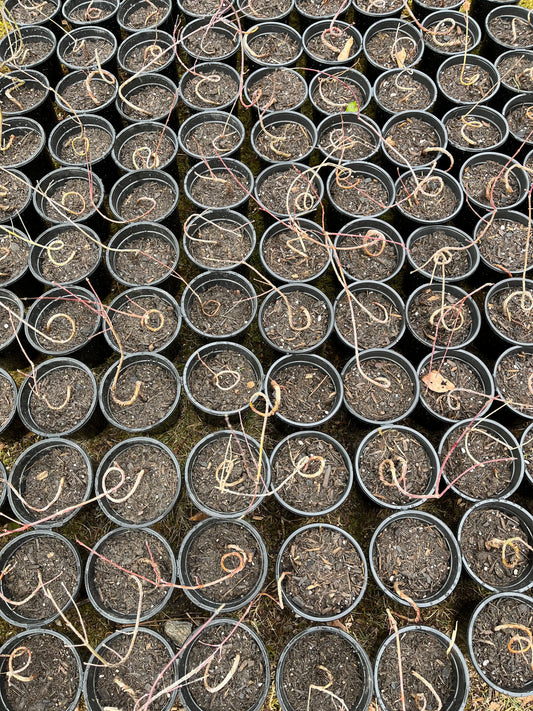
[187, 349, 258, 413]
[495, 349, 533, 416]
[0, 228, 29, 284]
[243, 0, 292, 17]
[0, 296, 20, 345]
[343, 358, 415, 421]
[39, 228, 100, 283]
[376, 73, 432, 112]
[384, 117, 440, 166]
[250, 69, 307, 111]
[19, 445, 89, 522]
[7, 39, 52, 66]
[488, 15, 533, 47]
[498, 53, 533, 92]
[123, 2, 168, 30]
[34, 296, 99, 352]
[188, 283, 252, 337]
[108, 361, 177, 428]
[258, 166, 318, 216]
[262, 290, 329, 351]
[306, 27, 356, 62]
[189, 434, 264, 514]
[184, 121, 241, 157]
[374, 518, 451, 599]
[0, 81, 45, 113]
[419, 355, 488, 421]
[337, 229, 399, 280]
[182, 0, 232, 12]
[118, 130, 175, 171]
[123, 42, 169, 73]
[283, 630, 364, 711]
[122, 85, 175, 121]
[186, 218, 252, 269]
[184, 26, 237, 59]
[408, 287, 473, 348]
[93, 529, 172, 616]
[507, 103, 533, 142]
[335, 288, 403, 349]
[319, 121, 377, 161]
[0, 172, 28, 222]
[0, 373, 14, 427]
[247, 32, 299, 65]
[461, 507, 532, 587]
[110, 295, 179, 353]
[487, 286, 533, 343]
[298, 0, 347, 14]
[441, 424, 515, 499]
[397, 174, 458, 221]
[69, 3, 114, 21]
[462, 159, 522, 208]
[280, 526, 364, 617]
[409, 230, 471, 279]
[425, 18, 474, 52]
[187, 624, 266, 711]
[10, 0, 56, 24]
[45, 178, 100, 222]
[270, 363, 337, 424]
[185, 521, 262, 603]
[0, 128, 41, 167]
[190, 168, 250, 209]
[358, 428, 433, 506]
[0, 633, 79, 711]
[378, 630, 456, 711]
[330, 171, 390, 216]
[29, 366, 94, 433]
[262, 225, 329, 281]
[271, 435, 349, 513]
[93, 631, 175, 711]
[118, 181, 175, 222]
[365, 30, 420, 69]
[59, 76, 116, 112]
[63, 38, 113, 67]
[256, 121, 313, 162]
[356, 0, 402, 11]
[439, 63, 495, 102]
[312, 73, 363, 113]
[471, 596, 533, 690]
[182, 70, 239, 109]
[1, 536, 78, 620]
[102, 442, 178, 524]
[58, 126, 112, 164]
[477, 216, 533, 273]
[445, 113, 502, 150]
[114, 234, 176, 284]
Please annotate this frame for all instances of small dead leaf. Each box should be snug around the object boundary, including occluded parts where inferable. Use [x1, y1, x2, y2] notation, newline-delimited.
[395, 47, 407, 68]
[421, 370, 455, 393]
[337, 36, 354, 62]
[326, 619, 348, 632]
[189, 511, 209, 522]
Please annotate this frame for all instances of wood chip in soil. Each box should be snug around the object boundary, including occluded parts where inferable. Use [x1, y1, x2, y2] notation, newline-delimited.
[507, 103, 533, 142]
[187, 349, 258, 413]
[476, 216, 533, 272]
[487, 286, 533, 343]
[376, 73, 432, 112]
[63, 38, 113, 67]
[384, 117, 440, 166]
[0, 81, 45, 113]
[0, 296, 20, 345]
[39, 228, 100, 283]
[182, 70, 239, 108]
[6, 39, 52, 66]
[250, 69, 306, 111]
[297, 0, 347, 14]
[58, 126, 111, 164]
[462, 159, 523, 208]
[397, 174, 458, 221]
[185, 218, 252, 269]
[365, 30, 419, 69]
[419, 355, 488, 421]
[108, 361, 177, 428]
[114, 234, 176, 284]
[258, 167, 319, 216]
[343, 358, 415, 421]
[409, 230, 471, 279]
[118, 130, 175, 170]
[69, 3, 113, 21]
[10, 0, 56, 23]
[190, 168, 249, 209]
[330, 170, 390, 216]
[123, 1, 168, 30]
[488, 15, 533, 47]
[270, 363, 337, 424]
[425, 19, 474, 52]
[0, 227, 29, 284]
[256, 121, 313, 162]
[0, 172, 29, 221]
[181, 0, 232, 12]
[335, 288, 403, 349]
[29, 366, 94, 433]
[306, 27, 356, 62]
[498, 53, 533, 91]
[262, 225, 328, 281]
[109, 294, 178, 353]
[123, 43, 169, 72]
[45, 178, 99, 222]
[243, 0, 292, 17]
[34, 295, 98, 352]
[355, 0, 402, 12]
[408, 287, 473, 348]
[247, 32, 299, 64]
[337, 229, 399, 280]
[495, 349, 533, 416]
[261, 290, 329, 351]
[118, 181, 175, 221]
[188, 283, 252, 337]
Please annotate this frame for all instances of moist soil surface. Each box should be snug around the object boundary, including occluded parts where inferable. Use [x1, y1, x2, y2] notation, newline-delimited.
[409, 230, 471, 279]
[461, 507, 532, 587]
[93, 529, 172, 616]
[0, 633, 79, 711]
[186, 218, 253, 269]
[439, 63, 495, 102]
[271, 435, 350, 513]
[117, 181, 175, 222]
[0, 128, 41, 167]
[419, 355, 489, 421]
[249, 69, 307, 111]
[377, 630, 456, 711]
[18, 444, 89, 523]
[269, 363, 337, 424]
[186, 624, 266, 711]
[34, 295, 98, 352]
[39, 228, 100, 284]
[476, 216, 533, 272]
[184, 26, 237, 59]
[441, 424, 515, 499]
[243, 0, 292, 17]
[1, 535, 78, 620]
[0, 81, 45, 113]
[495, 349, 533, 416]
[280, 526, 365, 617]
[0, 228, 29, 284]
[445, 113, 503, 150]
[471, 596, 533, 690]
[506, 103, 533, 141]
[0, 172, 28, 222]
[257, 166, 318, 216]
[108, 361, 177, 428]
[343, 357, 415, 422]
[189, 433, 264, 514]
[261, 290, 329, 351]
[335, 287, 403, 349]
[425, 18, 474, 52]
[247, 32, 299, 65]
[330, 171, 390, 216]
[312, 73, 364, 113]
[397, 174, 458, 221]
[187, 349, 258, 413]
[365, 30, 420, 69]
[376, 73, 432, 112]
[109, 294, 179, 353]
[262, 225, 329, 281]
[113, 234, 176, 285]
[461, 160, 522, 209]
[45, 178, 99, 222]
[185, 521, 262, 603]
[57, 126, 111, 164]
[498, 53, 533, 91]
[190, 168, 250, 209]
[384, 117, 440, 166]
[122, 1, 168, 30]
[10, 0, 56, 23]
[101, 442, 178, 524]
[256, 121, 313, 162]
[358, 428, 433, 506]
[118, 130, 175, 170]
[6, 39, 52, 66]
[188, 283, 252, 337]
[487, 286, 533, 343]
[306, 27, 357, 62]
[0, 373, 14, 428]
[182, 70, 239, 109]
[488, 15, 533, 47]
[62, 38, 113, 67]
[337, 229, 399, 280]
[122, 85, 175, 120]
[184, 120, 241, 158]
[319, 121, 378, 161]
[59, 76, 116, 111]
[29, 366, 94, 433]
[373, 518, 451, 600]
[282, 630, 364, 711]
[408, 286, 473, 347]
[122, 43, 170, 73]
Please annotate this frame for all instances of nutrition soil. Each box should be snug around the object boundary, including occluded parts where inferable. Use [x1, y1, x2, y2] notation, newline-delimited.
[365, 30, 420, 69]
[118, 130, 175, 170]
[256, 121, 312, 162]
[247, 32, 299, 65]
[425, 18, 474, 52]
[397, 174, 458, 221]
[188, 283, 252, 337]
[34, 295, 99, 352]
[122, 1, 168, 30]
[184, 26, 236, 59]
[114, 234, 176, 285]
[330, 171, 390, 216]
[343, 357, 415, 421]
[487, 286, 533, 343]
[45, 177, 99, 222]
[477, 216, 533, 272]
[408, 287, 473, 347]
[0, 81, 45, 113]
[376, 73, 432, 112]
[312, 73, 363, 112]
[122, 43, 169, 73]
[187, 349, 258, 413]
[39, 228, 100, 283]
[306, 28, 356, 62]
[0, 172, 28, 222]
[257, 166, 318, 216]
[489, 15, 533, 47]
[29, 366, 94, 433]
[409, 230, 471, 279]
[184, 121, 241, 157]
[117, 181, 175, 222]
[445, 113, 502, 150]
[0, 128, 42, 167]
[297, 0, 347, 14]
[262, 225, 329, 281]
[190, 168, 249, 208]
[419, 355, 488, 421]
[109, 294, 179, 353]
[108, 361, 177, 428]
[335, 287, 403, 349]
[319, 121, 378, 161]
[462, 159, 522, 208]
[59, 76, 116, 111]
[261, 290, 329, 351]
[495, 349, 533, 416]
[58, 126, 111, 164]
[0, 373, 14, 427]
[182, 70, 239, 109]
[439, 63, 495, 102]
[62, 38, 113, 67]
[384, 117, 440, 166]
[249, 69, 306, 111]
[122, 85, 175, 120]
[498, 53, 533, 91]
[269, 363, 337, 424]
[10, 0, 56, 23]
[243, 0, 292, 17]
[337, 229, 399, 280]
[6, 39, 51, 66]
[185, 218, 252, 269]
[0, 296, 20, 345]
[507, 103, 533, 141]
[0, 228, 29, 284]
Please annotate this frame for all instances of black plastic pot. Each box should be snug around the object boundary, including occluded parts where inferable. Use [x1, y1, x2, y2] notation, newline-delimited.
[0, 288, 24, 354]
[297, 0, 350, 21]
[460, 152, 529, 213]
[117, 29, 175, 75]
[276, 522, 367, 621]
[112, 121, 178, 175]
[485, 278, 533, 346]
[0, 26, 56, 73]
[55, 69, 118, 117]
[328, 164, 396, 222]
[183, 341, 264, 419]
[0, 368, 17, 435]
[86, 526, 176, 624]
[382, 110, 448, 170]
[412, 0, 463, 18]
[406, 225, 479, 283]
[251, 110, 316, 164]
[520, 422, 533, 485]
[181, 19, 240, 63]
[255, 162, 324, 219]
[302, 20, 362, 67]
[237, 0, 294, 21]
[99, 352, 181, 434]
[422, 10, 482, 64]
[375, 625, 469, 711]
[62, 0, 119, 28]
[183, 209, 256, 271]
[475, 210, 533, 276]
[270, 430, 352, 516]
[185, 430, 270, 518]
[243, 22, 303, 68]
[109, 169, 179, 225]
[504, 93, 533, 156]
[309, 67, 372, 116]
[0, 225, 31, 291]
[354, 0, 404, 32]
[57, 26, 117, 72]
[495, 49, 533, 99]
[438, 418, 524, 502]
[18, 357, 100, 438]
[115, 73, 178, 124]
[48, 114, 115, 172]
[316, 112, 380, 164]
[34, 167, 104, 226]
[0, 69, 50, 122]
[179, 111, 245, 161]
[265, 352, 343, 428]
[117, 0, 172, 32]
[181, 270, 257, 340]
[394, 167, 464, 224]
[185, 158, 254, 212]
[443, 105, 509, 159]
[458, 499, 533, 593]
[244, 66, 308, 114]
[8, 438, 93, 529]
[180, 62, 241, 112]
[0, 530, 82, 627]
[485, 6, 533, 57]
[0, 168, 32, 226]
[373, 68, 438, 119]
[177, 0, 235, 18]
[4, 0, 59, 26]
[437, 54, 500, 108]
[494, 345, 533, 420]
[370, 510, 461, 606]
[363, 19, 424, 79]
[276, 625, 373, 711]
[342, 348, 419, 424]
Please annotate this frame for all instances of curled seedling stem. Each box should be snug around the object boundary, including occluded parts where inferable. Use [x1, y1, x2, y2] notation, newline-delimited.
[46, 239, 76, 267]
[40, 386, 71, 411]
[103, 464, 145, 504]
[45, 313, 77, 344]
[411, 670, 443, 711]
[141, 308, 164, 332]
[306, 665, 349, 711]
[493, 624, 533, 671]
[85, 68, 116, 106]
[111, 379, 142, 407]
[5, 647, 34, 685]
[485, 536, 533, 569]
[203, 653, 240, 694]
